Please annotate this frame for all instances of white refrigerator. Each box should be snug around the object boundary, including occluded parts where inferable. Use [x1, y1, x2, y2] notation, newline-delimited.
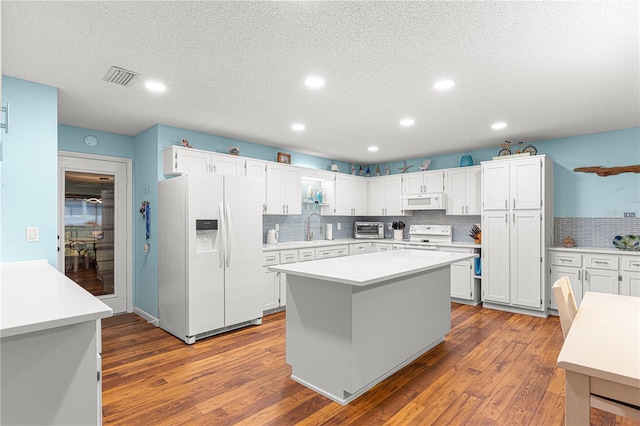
[158, 171, 264, 344]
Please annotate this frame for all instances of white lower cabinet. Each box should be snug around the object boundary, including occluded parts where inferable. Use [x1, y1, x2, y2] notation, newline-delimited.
[439, 246, 481, 305]
[621, 256, 640, 296]
[349, 242, 372, 256]
[315, 245, 349, 259]
[371, 242, 394, 252]
[262, 252, 282, 311]
[547, 248, 640, 310]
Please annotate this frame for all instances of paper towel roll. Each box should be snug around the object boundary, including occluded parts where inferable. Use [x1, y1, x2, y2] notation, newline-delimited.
[326, 223, 333, 240]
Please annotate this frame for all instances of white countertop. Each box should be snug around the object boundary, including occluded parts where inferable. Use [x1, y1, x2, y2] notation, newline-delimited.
[269, 249, 477, 286]
[263, 238, 481, 251]
[1, 260, 113, 338]
[548, 246, 640, 256]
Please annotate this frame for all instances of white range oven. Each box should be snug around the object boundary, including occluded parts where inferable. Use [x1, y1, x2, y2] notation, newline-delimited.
[393, 225, 452, 251]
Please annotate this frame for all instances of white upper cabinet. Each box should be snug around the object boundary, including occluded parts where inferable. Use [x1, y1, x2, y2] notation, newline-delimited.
[482, 157, 542, 211]
[265, 163, 301, 215]
[245, 159, 267, 212]
[445, 166, 481, 216]
[211, 153, 244, 176]
[403, 170, 444, 195]
[369, 175, 410, 216]
[162, 146, 244, 176]
[326, 174, 368, 216]
[163, 146, 212, 175]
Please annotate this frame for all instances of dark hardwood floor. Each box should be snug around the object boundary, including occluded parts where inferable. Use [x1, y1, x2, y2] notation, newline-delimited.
[66, 261, 107, 296]
[101, 304, 639, 425]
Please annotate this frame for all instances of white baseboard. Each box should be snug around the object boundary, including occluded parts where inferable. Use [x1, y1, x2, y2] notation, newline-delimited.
[133, 306, 159, 326]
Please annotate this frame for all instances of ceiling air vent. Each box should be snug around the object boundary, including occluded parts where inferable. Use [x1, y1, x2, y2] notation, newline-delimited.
[103, 66, 140, 87]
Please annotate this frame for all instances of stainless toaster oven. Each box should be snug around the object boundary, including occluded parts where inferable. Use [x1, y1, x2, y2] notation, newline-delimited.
[354, 222, 384, 239]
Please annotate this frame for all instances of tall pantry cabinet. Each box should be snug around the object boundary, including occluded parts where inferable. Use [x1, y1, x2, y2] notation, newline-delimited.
[481, 155, 553, 316]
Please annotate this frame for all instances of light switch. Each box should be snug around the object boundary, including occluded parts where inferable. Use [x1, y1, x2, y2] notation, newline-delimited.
[26, 227, 39, 242]
[275, 224, 279, 231]
[337, 223, 341, 230]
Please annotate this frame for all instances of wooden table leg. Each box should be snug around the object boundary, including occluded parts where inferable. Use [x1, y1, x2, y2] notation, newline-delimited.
[565, 370, 590, 425]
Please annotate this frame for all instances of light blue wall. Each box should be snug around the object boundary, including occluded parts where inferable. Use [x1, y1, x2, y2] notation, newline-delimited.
[58, 124, 135, 158]
[157, 124, 353, 175]
[133, 125, 160, 317]
[1, 76, 58, 265]
[394, 128, 639, 218]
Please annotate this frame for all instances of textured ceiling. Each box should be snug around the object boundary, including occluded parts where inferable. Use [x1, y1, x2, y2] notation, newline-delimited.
[2, 1, 639, 163]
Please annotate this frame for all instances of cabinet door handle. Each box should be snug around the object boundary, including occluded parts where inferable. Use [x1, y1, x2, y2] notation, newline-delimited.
[505, 213, 508, 223]
[578, 270, 581, 281]
[465, 206, 469, 214]
[593, 260, 609, 265]
[513, 212, 515, 223]
[505, 199, 508, 209]
[513, 198, 515, 209]
[631, 262, 640, 267]
[558, 257, 572, 263]
[584, 270, 588, 281]
[286, 205, 289, 214]
[461, 206, 464, 214]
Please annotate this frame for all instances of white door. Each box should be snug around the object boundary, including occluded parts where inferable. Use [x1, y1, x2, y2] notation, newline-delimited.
[482, 211, 510, 304]
[446, 169, 466, 215]
[352, 177, 368, 215]
[283, 167, 301, 215]
[245, 159, 266, 212]
[423, 171, 444, 193]
[334, 175, 353, 215]
[369, 178, 386, 216]
[511, 211, 542, 309]
[550, 265, 582, 308]
[58, 153, 131, 313]
[265, 163, 285, 214]
[510, 158, 542, 210]
[223, 175, 264, 325]
[482, 162, 510, 210]
[584, 268, 619, 295]
[385, 175, 405, 216]
[466, 167, 482, 215]
[450, 260, 473, 300]
[403, 173, 424, 194]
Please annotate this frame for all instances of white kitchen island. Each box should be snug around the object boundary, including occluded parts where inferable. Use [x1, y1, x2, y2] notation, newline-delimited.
[269, 249, 477, 405]
[1, 260, 113, 425]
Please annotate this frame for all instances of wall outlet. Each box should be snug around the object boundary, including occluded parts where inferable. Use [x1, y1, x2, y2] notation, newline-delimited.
[275, 224, 280, 231]
[26, 227, 39, 242]
[624, 212, 636, 217]
[337, 223, 341, 230]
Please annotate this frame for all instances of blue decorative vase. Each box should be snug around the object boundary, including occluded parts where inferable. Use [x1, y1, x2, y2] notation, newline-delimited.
[460, 155, 473, 167]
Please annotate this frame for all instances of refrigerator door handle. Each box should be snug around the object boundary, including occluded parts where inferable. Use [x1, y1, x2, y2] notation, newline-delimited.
[218, 202, 225, 268]
[225, 203, 232, 267]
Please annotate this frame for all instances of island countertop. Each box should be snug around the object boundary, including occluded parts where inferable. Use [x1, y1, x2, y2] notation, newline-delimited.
[1, 260, 113, 338]
[269, 249, 477, 287]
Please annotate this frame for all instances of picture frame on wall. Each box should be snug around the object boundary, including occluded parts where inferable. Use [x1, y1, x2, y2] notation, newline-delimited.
[277, 152, 291, 164]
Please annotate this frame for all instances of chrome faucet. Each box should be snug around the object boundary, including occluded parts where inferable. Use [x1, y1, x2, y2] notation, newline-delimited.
[306, 213, 323, 241]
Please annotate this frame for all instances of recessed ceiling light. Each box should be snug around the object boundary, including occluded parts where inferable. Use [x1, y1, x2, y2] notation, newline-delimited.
[304, 76, 325, 89]
[400, 118, 415, 127]
[144, 81, 166, 92]
[291, 123, 306, 131]
[368, 146, 379, 152]
[491, 122, 507, 130]
[434, 79, 455, 90]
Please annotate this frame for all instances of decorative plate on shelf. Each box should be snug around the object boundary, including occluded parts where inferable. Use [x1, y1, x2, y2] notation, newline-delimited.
[612, 235, 640, 251]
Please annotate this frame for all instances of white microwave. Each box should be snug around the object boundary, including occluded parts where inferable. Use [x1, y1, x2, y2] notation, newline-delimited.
[402, 193, 445, 210]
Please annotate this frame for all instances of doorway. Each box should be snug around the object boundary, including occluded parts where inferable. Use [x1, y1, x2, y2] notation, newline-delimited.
[58, 152, 132, 313]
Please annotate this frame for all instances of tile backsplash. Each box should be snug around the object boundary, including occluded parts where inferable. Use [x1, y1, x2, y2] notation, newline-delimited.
[263, 206, 481, 244]
[264, 208, 639, 249]
[553, 217, 640, 248]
